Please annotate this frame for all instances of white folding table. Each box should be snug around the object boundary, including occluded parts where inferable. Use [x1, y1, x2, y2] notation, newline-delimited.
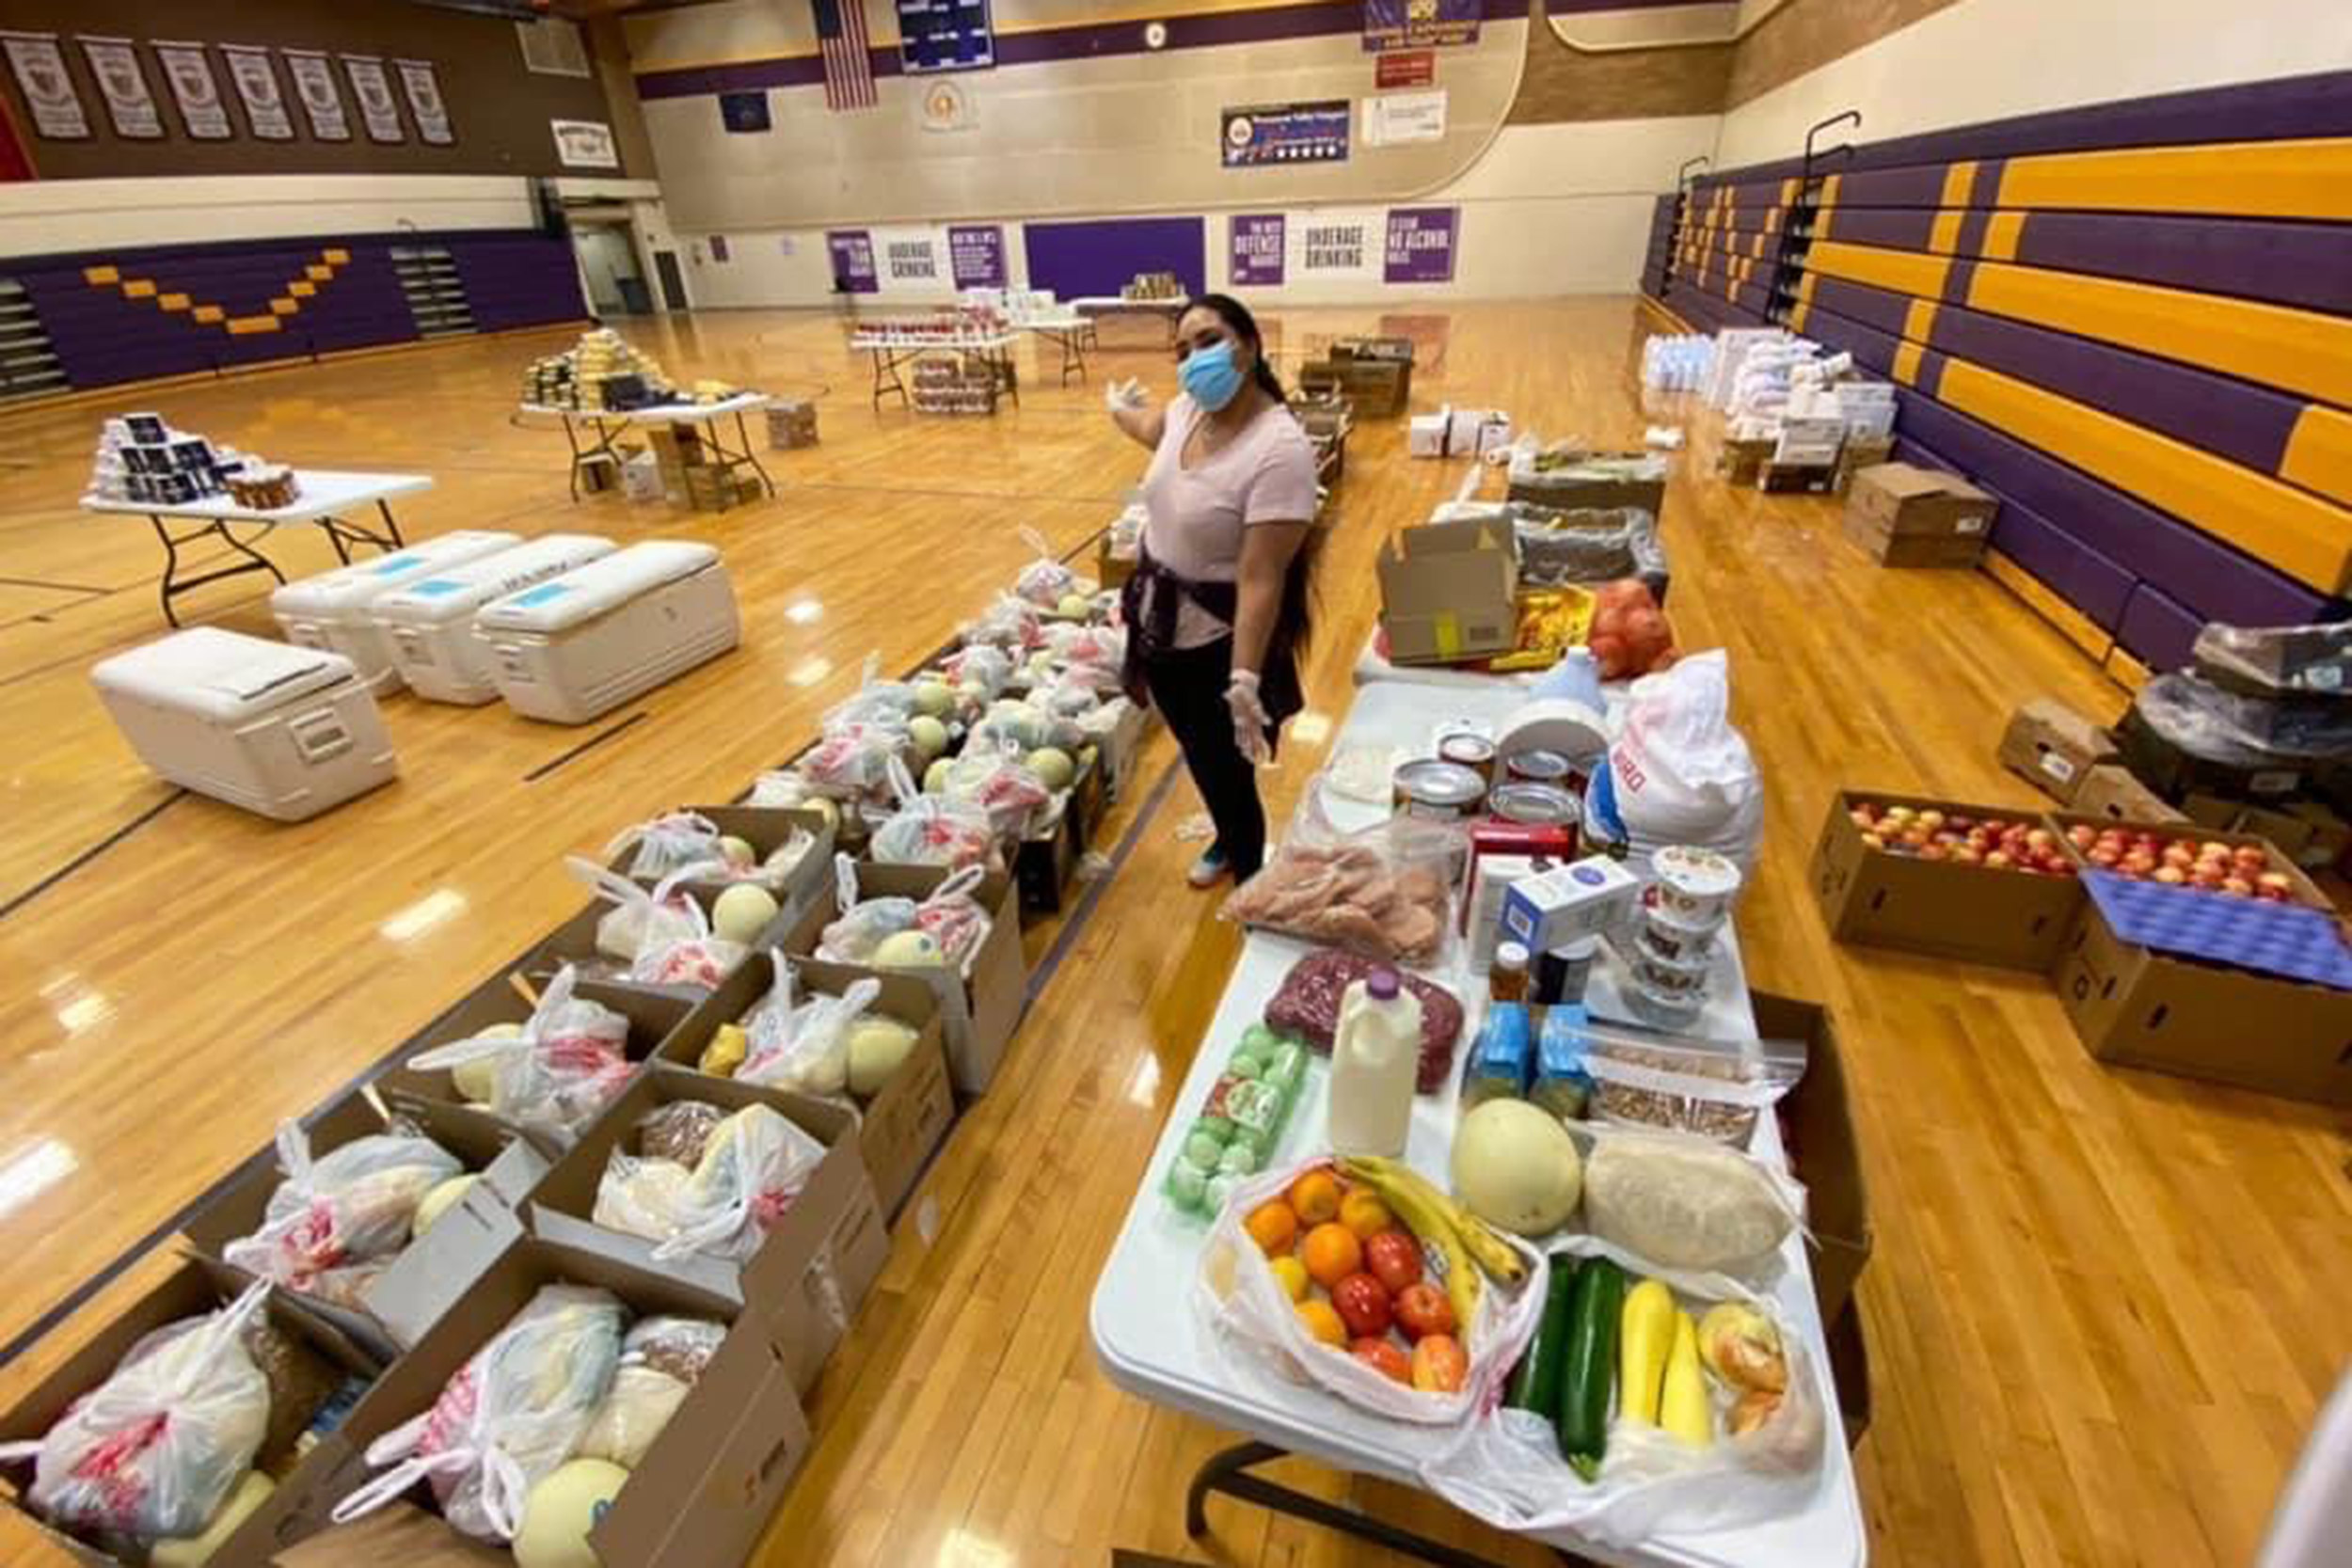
[1089, 679, 1867, 1568]
[846, 328, 1021, 413]
[1017, 310, 1094, 386]
[1070, 295, 1186, 347]
[517, 393, 775, 505]
[82, 468, 432, 627]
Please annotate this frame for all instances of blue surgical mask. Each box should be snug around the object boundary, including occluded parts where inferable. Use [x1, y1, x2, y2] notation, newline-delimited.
[1180, 340, 1246, 411]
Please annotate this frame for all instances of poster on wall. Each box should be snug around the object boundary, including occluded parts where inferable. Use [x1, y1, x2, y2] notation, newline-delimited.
[1288, 210, 1383, 285]
[151, 42, 230, 139]
[341, 55, 405, 143]
[826, 230, 880, 293]
[948, 225, 1005, 289]
[874, 226, 948, 292]
[0, 31, 89, 139]
[898, 0, 994, 74]
[1221, 102, 1348, 168]
[721, 90, 771, 133]
[1362, 89, 1446, 148]
[219, 45, 293, 140]
[1362, 0, 1481, 52]
[1376, 50, 1435, 88]
[1229, 214, 1286, 287]
[395, 59, 453, 145]
[282, 50, 349, 141]
[1384, 206, 1459, 283]
[78, 39, 161, 139]
[550, 119, 619, 168]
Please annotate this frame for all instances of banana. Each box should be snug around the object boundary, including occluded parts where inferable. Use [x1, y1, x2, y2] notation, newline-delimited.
[1344, 1155, 1528, 1287]
[1339, 1156, 1480, 1329]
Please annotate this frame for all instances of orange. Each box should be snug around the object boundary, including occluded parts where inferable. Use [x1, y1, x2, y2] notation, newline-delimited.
[1338, 1190, 1393, 1240]
[1268, 1256, 1311, 1302]
[1295, 1299, 1347, 1348]
[1244, 1201, 1299, 1258]
[1300, 1222, 1363, 1290]
[1286, 1168, 1343, 1226]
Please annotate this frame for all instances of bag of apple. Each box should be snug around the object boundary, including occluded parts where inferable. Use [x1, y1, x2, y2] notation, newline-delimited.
[1196, 1155, 1546, 1427]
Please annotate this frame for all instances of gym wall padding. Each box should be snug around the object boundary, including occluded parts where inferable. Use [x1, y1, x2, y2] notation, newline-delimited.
[1646, 69, 2352, 673]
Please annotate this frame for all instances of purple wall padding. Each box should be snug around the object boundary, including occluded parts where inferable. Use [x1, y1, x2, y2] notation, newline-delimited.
[2115, 581, 2207, 670]
[1023, 217, 1205, 303]
[1896, 429, 2137, 629]
[455, 236, 586, 331]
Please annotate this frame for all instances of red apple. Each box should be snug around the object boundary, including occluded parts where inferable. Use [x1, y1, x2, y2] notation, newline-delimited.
[1984, 850, 2012, 869]
[2221, 877, 2254, 896]
[2259, 884, 2292, 901]
[1951, 846, 1982, 864]
[1918, 809, 1947, 830]
[2067, 825, 2097, 850]
[2089, 847, 2122, 868]
[2258, 872, 2296, 894]
[1849, 808, 1876, 829]
[2153, 865, 2187, 885]
[2233, 847, 2268, 870]
[1903, 828, 1931, 847]
[2161, 844, 2197, 868]
[1919, 845, 1949, 862]
[2123, 851, 2159, 875]
[2026, 828, 2056, 851]
[2200, 841, 2233, 861]
[1330, 1273, 1393, 1339]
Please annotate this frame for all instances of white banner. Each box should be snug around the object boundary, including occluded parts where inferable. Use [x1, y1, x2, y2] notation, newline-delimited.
[341, 55, 404, 143]
[282, 49, 348, 141]
[872, 225, 950, 294]
[1, 31, 87, 139]
[1362, 88, 1446, 147]
[152, 41, 230, 139]
[394, 58, 452, 145]
[1288, 208, 1384, 284]
[551, 119, 617, 168]
[78, 37, 160, 139]
[220, 44, 292, 139]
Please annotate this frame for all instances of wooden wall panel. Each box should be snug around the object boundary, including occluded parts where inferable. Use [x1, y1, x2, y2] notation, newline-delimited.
[1509, 0, 1732, 124]
[1724, 0, 1963, 108]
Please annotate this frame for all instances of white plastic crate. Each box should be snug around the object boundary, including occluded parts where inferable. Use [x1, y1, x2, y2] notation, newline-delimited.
[270, 531, 519, 693]
[475, 541, 739, 724]
[371, 533, 616, 705]
[91, 627, 397, 820]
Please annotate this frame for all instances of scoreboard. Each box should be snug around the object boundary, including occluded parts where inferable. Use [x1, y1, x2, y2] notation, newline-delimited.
[898, 0, 994, 73]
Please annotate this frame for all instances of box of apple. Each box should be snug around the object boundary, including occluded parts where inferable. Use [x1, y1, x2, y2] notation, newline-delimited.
[1845, 800, 2078, 876]
[2050, 815, 2321, 907]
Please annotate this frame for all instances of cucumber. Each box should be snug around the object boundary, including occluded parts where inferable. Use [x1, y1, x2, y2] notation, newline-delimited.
[1503, 1255, 1581, 1419]
[1556, 1257, 1627, 1482]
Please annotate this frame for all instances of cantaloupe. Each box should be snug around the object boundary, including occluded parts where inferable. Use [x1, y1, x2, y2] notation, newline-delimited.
[848, 1019, 920, 1096]
[1450, 1100, 1582, 1236]
[514, 1459, 628, 1568]
[711, 883, 779, 943]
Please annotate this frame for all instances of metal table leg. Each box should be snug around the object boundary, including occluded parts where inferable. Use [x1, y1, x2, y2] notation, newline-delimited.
[871, 346, 910, 410]
[559, 414, 627, 500]
[730, 409, 776, 497]
[150, 515, 285, 628]
[1184, 1442, 1567, 1568]
[319, 502, 406, 562]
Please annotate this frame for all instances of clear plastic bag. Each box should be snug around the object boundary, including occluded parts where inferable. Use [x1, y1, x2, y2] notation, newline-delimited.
[223, 1120, 463, 1297]
[815, 854, 920, 964]
[592, 1102, 830, 1262]
[1512, 504, 1668, 597]
[636, 1101, 724, 1165]
[1221, 780, 1463, 965]
[568, 859, 747, 990]
[1418, 1236, 1827, 1547]
[328, 1284, 625, 1543]
[405, 965, 633, 1146]
[961, 594, 1045, 653]
[577, 854, 698, 962]
[941, 642, 1014, 700]
[0, 1281, 272, 1543]
[2192, 618, 2352, 699]
[735, 956, 882, 1096]
[1012, 526, 1078, 608]
[1567, 1021, 1807, 1148]
[602, 810, 723, 879]
[823, 652, 921, 733]
[1574, 1125, 1804, 1285]
[1196, 1156, 1545, 1428]
[940, 739, 1054, 838]
[2136, 669, 2350, 758]
[799, 721, 909, 800]
[869, 758, 1001, 874]
[913, 863, 992, 965]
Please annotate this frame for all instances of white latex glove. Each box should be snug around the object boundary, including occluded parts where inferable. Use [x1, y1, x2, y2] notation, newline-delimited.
[1226, 669, 1273, 766]
[1104, 377, 1148, 414]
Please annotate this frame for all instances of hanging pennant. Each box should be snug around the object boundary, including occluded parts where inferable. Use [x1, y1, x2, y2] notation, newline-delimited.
[219, 44, 292, 139]
[282, 49, 349, 141]
[151, 41, 230, 138]
[393, 58, 452, 145]
[77, 37, 161, 138]
[340, 54, 404, 143]
[0, 31, 89, 139]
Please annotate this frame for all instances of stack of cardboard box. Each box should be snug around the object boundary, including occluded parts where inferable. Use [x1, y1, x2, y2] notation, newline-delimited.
[1842, 462, 1997, 567]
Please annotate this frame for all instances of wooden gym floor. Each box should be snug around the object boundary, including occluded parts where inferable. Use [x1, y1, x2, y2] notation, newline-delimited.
[0, 298, 2345, 1567]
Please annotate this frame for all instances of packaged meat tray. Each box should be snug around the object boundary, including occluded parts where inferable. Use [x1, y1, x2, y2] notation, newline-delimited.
[1263, 949, 1465, 1092]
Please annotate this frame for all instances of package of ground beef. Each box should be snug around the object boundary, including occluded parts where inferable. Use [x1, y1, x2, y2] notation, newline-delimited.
[1263, 948, 1465, 1092]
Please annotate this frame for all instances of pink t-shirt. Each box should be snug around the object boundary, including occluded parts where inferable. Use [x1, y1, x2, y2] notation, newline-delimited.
[1139, 393, 1319, 649]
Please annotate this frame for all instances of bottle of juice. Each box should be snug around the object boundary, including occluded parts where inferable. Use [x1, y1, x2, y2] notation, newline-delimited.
[1327, 967, 1423, 1157]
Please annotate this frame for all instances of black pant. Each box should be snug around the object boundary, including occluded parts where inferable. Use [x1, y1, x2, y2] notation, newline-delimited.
[1144, 637, 1270, 879]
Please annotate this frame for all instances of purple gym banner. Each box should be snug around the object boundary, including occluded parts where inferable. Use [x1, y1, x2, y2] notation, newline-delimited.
[1384, 206, 1458, 283]
[827, 230, 879, 293]
[1230, 214, 1286, 287]
[948, 224, 1006, 288]
[1363, 0, 1481, 52]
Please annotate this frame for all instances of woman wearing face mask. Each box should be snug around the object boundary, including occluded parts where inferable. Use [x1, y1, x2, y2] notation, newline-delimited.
[1107, 293, 1316, 889]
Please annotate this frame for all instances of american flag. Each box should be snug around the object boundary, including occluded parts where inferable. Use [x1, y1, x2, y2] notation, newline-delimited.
[813, 0, 877, 112]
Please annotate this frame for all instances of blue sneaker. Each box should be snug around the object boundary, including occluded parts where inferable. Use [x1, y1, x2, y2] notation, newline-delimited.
[1186, 846, 1232, 889]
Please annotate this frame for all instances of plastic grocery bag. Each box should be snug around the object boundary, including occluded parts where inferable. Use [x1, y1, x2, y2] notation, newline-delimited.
[824, 653, 921, 734]
[869, 758, 1001, 874]
[941, 642, 1014, 700]
[578, 1316, 725, 1468]
[961, 594, 1044, 653]
[602, 810, 723, 880]
[223, 1120, 462, 1298]
[594, 1102, 830, 1262]
[800, 721, 909, 801]
[0, 1281, 272, 1543]
[1418, 1236, 1827, 1547]
[1012, 525, 1078, 608]
[939, 739, 1054, 838]
[1512, 505, 1669, 599]
[1582, 650, 1762, 876]
[735, 955, 882, 1096]
[1196, 1157, 1545, 1427]
[568, 859, 747, 990]
[406, 965, 633, 1146]
[329, 1284, 625, 1544]
[1221, 779, 1463, 965]
[816, 854, 919, 964]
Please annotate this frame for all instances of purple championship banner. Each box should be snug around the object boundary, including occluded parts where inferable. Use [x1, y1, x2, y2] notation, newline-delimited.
[1363, 0, 1482, 52]
[948, 224, 1006, 288]
[827, 230, 879, 293]
[1229, 214, 1286, 287]
[1384, 207, 1458, 283]
[1221, 101, 1348, 167]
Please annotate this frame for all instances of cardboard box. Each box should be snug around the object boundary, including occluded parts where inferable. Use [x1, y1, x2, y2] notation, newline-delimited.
[1809, 790, 2086, 970]
[660, 949, 955, 1220]
[1715, 435, 1775, 485]
[376, 973, 691, 1157]
[2051, 898, 2352, 1105]
[2292, 800, 2352, 871]
[1097, 698, 1152, 803]
[1755, 991, 1872, 1328]
[2, 1257, 383, 1567]
[1376, 515, 1520, 665]
[785, 862, 1027, 1095]
[1834, 434, 1896, 492]
[606, 804, 836, 937]
[280, 1240, 812, 1568]
[1507, 459, 1666, 516]
[2071, 763, 2187, 824]
[1406, 411, 1449, 458]
[2046, 810, 2331, 911]
[1825, 1303, 1871, 1449]
[1016, 754, 1109, 914]
[1843, 463, 1997, 567]
[181, 1087, 548, 1354]
[2114, 704, 2305, 803]
[1757, 460, 1837, 495]
[525, 1066, 888, 1393]
[1998, 698, 2119, 803]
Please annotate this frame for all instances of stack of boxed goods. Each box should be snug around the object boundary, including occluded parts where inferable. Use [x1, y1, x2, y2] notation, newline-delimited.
[523, 328, 675, 412]
[1840, 462, 1996, 567]
[1301, 337, 1414, 419]
[912, 356, 998, 416]
[87, 412, 277, 508]
[1120, 272, 1184, 300]
[1406, 404, 1513, 460]
[1505, 446, 1666, 516]
[644, 426, 757, 511]
[767, 399, 819, 449]
[1295, 390, 1351, 488]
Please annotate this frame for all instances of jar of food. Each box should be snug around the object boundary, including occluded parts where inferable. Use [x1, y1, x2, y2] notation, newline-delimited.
[1489, 941, 1530, 1003]
[1392, 759, 1486, 821]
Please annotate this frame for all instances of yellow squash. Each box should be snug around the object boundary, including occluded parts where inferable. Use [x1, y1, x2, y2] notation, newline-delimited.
[1661, 1310, 1712, 1448]
[1617, 1279, 1677, 1426]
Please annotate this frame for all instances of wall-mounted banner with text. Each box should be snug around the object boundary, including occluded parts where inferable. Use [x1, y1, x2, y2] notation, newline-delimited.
[1229, 214, 1286, 287]
[1384, 206, 1458, 283]
[948, 224, 1006, 289]
[827, 230, 880, 293]
[550, 118, 618, 169]
[1289, 209, 1383, 284]
[1362, 89, 1445, 148]
[1362, 0, 1481, 52]
[1221, 101, 1348, 168]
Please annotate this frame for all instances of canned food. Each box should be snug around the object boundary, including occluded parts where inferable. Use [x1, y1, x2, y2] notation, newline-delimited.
[1503, 749, 1573, 785]
[1488, 783, 1579, 827]
[1393, 759, 1486, 820]
[1438, 732, 1498, 784]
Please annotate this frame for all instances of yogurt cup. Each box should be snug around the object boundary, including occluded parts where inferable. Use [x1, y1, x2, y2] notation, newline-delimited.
[1623, 973, 1705, 1028]
[1629, 941, 1711, 999]
[1652, 845, 1742, 924]
[1637, 907, 1721, 965]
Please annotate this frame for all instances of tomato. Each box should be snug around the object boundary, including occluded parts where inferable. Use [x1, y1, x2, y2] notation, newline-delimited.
[1329, 1273, 1393, 1339]
[1352, 1338, 1412, 1385]
[1363, 1229, 1423, 1295]
[1411, 1333, 1468, 1394]
[1392, 1281, 1457, 1342]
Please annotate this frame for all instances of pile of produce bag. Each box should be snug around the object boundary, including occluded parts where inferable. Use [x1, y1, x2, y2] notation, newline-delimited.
[815, 857, 991, 969]
[567, 859, 748, 990]
[406, 965, 633, 1146]
[223, 1119, 462, 1307]
[868, 759, 1000, 874]
[722, 956, 885, 1098]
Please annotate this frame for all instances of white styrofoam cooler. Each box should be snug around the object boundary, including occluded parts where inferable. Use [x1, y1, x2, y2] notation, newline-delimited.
[371, 533, 616, 705]
[475, 540, 739, 724]
[270, 531, 520, 693]
[91, 627, 398, 820]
